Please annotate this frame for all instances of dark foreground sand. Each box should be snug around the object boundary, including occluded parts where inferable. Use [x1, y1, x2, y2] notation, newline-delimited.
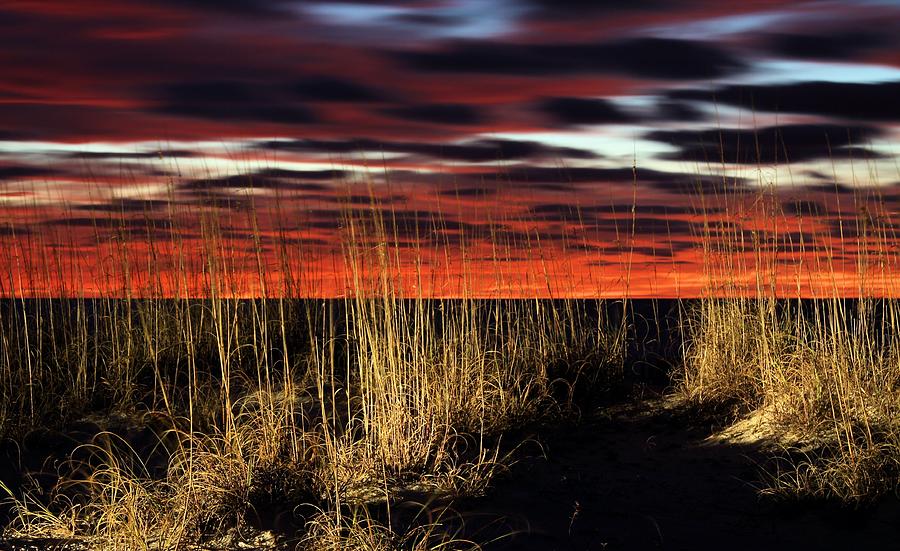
[2, 393, 898, 550]
[461, 396, 900, 551]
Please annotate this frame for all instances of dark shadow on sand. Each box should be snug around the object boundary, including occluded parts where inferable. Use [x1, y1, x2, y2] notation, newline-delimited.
[458, 396, 900, 551]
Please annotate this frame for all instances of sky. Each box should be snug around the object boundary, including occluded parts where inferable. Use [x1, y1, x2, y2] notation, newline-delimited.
[1, 0, 899, 297]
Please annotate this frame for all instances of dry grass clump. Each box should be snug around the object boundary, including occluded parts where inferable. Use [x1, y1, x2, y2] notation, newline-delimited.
[4, 396, 322, 549]
[679, 297, 900, 503]
[0, 296, 622, 549]
[306, 296, 624, 549]
[303, 198, 626, 512]
[300, 507, 482, 551]
[676, 166, 900, 505]
[0, 298, 313, 437]
[0, 191, 626, 548]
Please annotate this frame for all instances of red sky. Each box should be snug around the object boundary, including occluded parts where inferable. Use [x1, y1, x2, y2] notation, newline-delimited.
[1, 0, 899, 297]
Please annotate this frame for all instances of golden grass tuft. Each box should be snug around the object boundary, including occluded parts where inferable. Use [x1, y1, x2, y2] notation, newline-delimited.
[0, 184, 626, 548]
[679, 286, 900, 502]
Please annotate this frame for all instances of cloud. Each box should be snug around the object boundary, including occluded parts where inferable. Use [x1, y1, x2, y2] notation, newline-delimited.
[182, 169, 344, 191]
[0, 130, 32, 141]
[529, 202, 713, 219]
[600, 38, 745, 80]
[150, 0, 289, 16]
[0, 0, 898, 297]
[381, 103, 486, 125]
[155, 81, 316, 124]
[670, 81, 900, 121]
[577, 216, 699, 236]
[178, 190, 257, 211]
[653, 101, 706, 122]
[761, 30, 895, 61]
[646, 177, 747, 196]
[254, 168, 347, 181]
[40, 216, 175, 231]
[74, 199, 171, 213]
[644, 124, 884, 164]
[474, 165, 737, 191]
[537, 97, 637, 126]
[0, 225, 31, 237]
[481, 166, 643, 184]
[781, 199, 828, 216]
[67, 150, 199, 160]
[291, 76, 388, 102]
[385, 165, 744, 196]
[825, 217, 900, 239]
[526, 0, 665, 18]
[391, 37, 745, 80]
[259, 137, 599, 162]
[0, 165, 61, 181]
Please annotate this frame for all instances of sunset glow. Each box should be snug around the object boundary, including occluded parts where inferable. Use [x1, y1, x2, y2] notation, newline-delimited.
[2, 0, 899, 297]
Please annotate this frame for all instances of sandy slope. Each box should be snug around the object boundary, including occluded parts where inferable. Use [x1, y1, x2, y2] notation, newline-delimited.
[467, 397, 900, 551]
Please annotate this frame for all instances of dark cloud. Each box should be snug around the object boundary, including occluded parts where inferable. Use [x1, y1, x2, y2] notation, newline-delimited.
[764, 242, 830, 255]
[149, 0, 437, 19]
[0, 130, 32, 141]
[41, 217, 175, 231]
[593, 244, 695, 259]
[179, 191, 257, 211]
[68, 150, 199, 160]
[0, 165, 61, 181]
[254, 168, 347, 181]
[825, 217, 900, 239]
[761, 30, 895, 61]
[156, 81, 316, 124]
[805, 182, 858, 196]
[478, 166, 735, 191]
[537, 97, 637, 126]
[438, 186, 500, 197]
[291, 76, 387, 103]
[781, 199, 827, 216]
[527, 0, 665, 18]
[182, 169, 343, 191]
[74, 199, 171, 213]
[385, 165, 744, 195]
[392, 38, 745, 80]
[654, 101, 706, 122]
[538, 96, 704, 125]
[381, 103, 485, 125]
[389, 12, 466, 27]
[302, 207, 485, 241]
[487, 166, 640, 184]
[580, 216, 698, 236]
[644, 124, 884, 164]
[0, 225, 31, 237]
[670, 81, 900, 121]
[339, 193, 408, 205]
[452, 180, 577, 192]
[259, 137, 598, 162]
[647, 177, 747, 197]
[150, 0, 288, 15]
[529, 203, 712, 219]
[601, 38, 744, 80]
[375, 210, 482, 239]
